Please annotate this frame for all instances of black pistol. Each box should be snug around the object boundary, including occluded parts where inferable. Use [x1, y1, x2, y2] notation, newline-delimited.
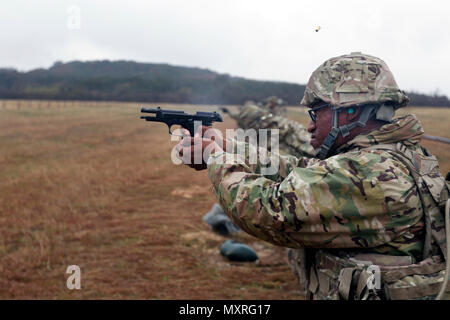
[140, 107, 223, 136]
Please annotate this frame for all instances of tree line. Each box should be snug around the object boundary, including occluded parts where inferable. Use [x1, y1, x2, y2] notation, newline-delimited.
[0, 60, 448, 107]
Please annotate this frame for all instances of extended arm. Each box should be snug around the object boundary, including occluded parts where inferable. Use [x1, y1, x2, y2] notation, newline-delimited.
[207, 148, 421, 250]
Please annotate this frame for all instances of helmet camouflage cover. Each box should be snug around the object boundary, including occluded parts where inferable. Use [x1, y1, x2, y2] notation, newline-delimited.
[264, 96, 285, 105]
[301, 52, 409, 109]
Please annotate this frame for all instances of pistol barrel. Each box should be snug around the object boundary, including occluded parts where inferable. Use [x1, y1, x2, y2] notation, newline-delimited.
[141, 107, 161, 113]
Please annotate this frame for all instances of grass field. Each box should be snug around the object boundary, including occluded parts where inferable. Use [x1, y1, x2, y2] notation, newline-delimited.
[0, 100, 449, 299]
[0, 101, 301, 299]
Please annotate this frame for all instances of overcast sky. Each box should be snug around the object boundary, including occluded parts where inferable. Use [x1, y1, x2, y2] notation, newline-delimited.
[2, 0, 450, 97]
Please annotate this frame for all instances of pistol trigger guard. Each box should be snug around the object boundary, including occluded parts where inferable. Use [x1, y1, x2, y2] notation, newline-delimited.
[165, 123, 173, 135]
[167, 122, 178, 135]
[168, 123, 186, 137]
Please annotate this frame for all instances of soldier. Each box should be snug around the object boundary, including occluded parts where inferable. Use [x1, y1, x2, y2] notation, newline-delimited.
[221, 100, 258, 128]
[222, 100, 315, 158]
[177, 52, 450, 300]
[262, 96, 287, 116]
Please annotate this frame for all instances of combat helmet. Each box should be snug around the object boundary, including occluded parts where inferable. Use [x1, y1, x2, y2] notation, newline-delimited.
[301, 52, 410, 159]
[264, 96, 285, 106]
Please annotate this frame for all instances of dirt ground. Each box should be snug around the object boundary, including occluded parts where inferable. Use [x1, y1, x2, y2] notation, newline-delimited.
[0, 101, 448, 299]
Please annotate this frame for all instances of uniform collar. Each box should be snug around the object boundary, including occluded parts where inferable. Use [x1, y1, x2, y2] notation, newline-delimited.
[335, 114, 424, 154]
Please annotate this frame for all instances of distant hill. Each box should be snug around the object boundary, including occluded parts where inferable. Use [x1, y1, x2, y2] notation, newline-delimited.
[0, 60, 449, 106]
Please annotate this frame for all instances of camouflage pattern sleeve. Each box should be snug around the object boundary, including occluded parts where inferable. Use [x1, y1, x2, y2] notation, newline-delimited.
[223, 139, 307, 182]
[207, 146, 423, 252]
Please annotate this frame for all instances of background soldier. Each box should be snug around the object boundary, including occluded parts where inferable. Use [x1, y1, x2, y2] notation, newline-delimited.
[221, 100, 315, 158]
[179, 52, 450, 300]
[262, 96, 287, 116]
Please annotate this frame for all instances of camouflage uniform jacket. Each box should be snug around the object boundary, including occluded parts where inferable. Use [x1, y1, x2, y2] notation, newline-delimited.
[208, 114, 433, 262]
[227, 102, 315, 158]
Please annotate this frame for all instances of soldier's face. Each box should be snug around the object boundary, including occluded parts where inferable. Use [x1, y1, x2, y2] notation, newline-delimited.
[307, 103, 333, 149]
[308, 104, 363, 151]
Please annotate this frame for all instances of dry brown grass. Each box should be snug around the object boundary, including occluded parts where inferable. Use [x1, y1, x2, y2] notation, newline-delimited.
[0, 101, 301, 299]
[1, 101, 448, 300]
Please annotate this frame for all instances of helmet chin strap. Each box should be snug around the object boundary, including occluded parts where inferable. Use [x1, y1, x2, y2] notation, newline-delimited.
[316, 104, 378, 160]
